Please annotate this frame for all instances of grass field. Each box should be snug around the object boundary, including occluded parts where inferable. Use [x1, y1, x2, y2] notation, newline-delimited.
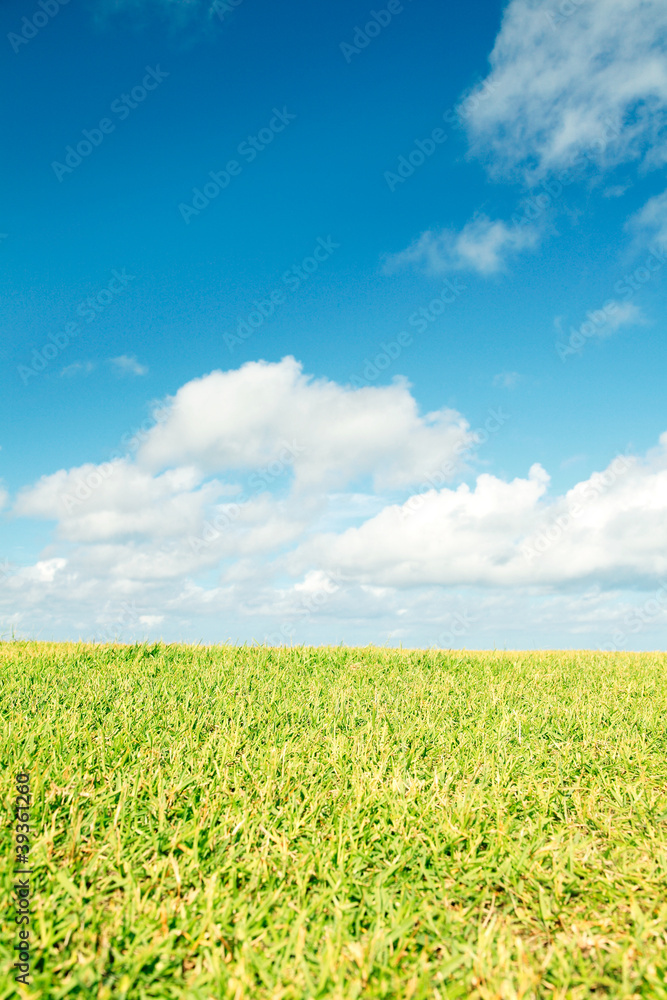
[1, 643, 667, 999]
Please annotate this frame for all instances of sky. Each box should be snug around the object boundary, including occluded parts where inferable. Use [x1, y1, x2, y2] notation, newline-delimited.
[2, 0, 667, 649]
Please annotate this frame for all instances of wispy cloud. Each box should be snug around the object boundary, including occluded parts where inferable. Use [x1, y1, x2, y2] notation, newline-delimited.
[560, 453, 587, 470]
[388, 0, 667, 283]
[604, 300, 647, 334]
[463, 0, 667, 179]
[92, 0, 236, 27]
[492, 371, 521, 389]
[60, 361, 96, 378]
[627, 188, 667, 247]
[385, 214, 543, 276]
[110, 355, 148, 376]
[603, 183, 631, 199]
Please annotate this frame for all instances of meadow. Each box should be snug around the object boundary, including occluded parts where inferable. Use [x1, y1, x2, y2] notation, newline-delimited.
[1, 642, 666, 999]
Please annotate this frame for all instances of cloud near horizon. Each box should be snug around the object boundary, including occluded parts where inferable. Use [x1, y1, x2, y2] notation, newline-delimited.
[4, 359, 667, 647]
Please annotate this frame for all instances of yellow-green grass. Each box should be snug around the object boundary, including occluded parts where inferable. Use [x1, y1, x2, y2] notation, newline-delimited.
[1, 642, 667, 999]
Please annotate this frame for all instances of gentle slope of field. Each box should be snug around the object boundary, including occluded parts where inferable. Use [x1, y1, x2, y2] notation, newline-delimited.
[1, 643, 667, 999]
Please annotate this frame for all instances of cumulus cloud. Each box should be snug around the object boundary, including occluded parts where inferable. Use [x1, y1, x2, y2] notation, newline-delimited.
[464, 0, 667, 179]
[290, 442, 667, 590]
[14, 461, 215, 544]
[385, 215, 543, 276]
[135, 357, 474, 490]
[5, 360, 667, 648]
[9, 359, 475, 600]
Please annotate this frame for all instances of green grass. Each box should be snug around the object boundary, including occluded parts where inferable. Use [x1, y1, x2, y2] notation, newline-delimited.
[2, 643, 667, 999]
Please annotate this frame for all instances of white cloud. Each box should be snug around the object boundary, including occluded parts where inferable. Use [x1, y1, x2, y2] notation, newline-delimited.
[604, 300, 647, 333]
[61, 361, 95, 378]
[8, 359, 475, 608]
[464, 0, 667, 179]
[389, 0, 667, 281]
[110, 355, 148, 376]
[136, 357, 474, 490]
[18, 559, 67, 584]
[385, 215, 542, 276]
[14, 461, 217, 545]
[555, 298, 646, 346]
[291, 441, 667, 590]
[5, 360, 667, 648]
[139, 614, 165, 626]
[560, 454, 587, 470]
[603, 183, 631, 199]
[627, 187, 667, 246]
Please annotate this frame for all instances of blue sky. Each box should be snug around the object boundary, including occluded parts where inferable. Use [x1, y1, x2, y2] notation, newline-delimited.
[2, 0, 667, 649]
